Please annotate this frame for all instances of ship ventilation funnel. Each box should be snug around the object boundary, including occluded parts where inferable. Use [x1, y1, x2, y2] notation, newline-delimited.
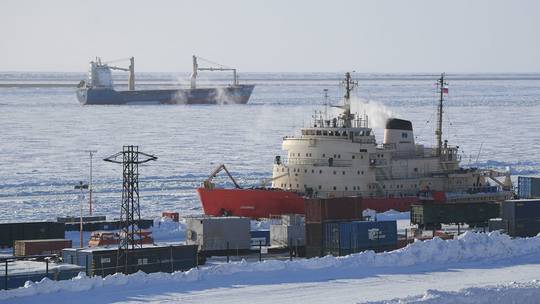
[383, 118, 415, 151]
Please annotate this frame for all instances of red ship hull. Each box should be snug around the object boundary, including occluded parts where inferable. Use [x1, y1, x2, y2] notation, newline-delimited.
[197, 188, 421, 218]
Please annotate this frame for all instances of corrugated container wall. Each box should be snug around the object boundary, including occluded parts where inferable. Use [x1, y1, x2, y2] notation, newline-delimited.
[185, 217, 251, 251]
[0, 222, 65, 247]
[14, 239, 72, 256]
[62, 245, 198, 276]
[518, 176, 540, 199]
[410, 203, 500, 228]
[322, 221, 397, 256]
[305, 197, 363, 223]
[501, 199, 540, 237]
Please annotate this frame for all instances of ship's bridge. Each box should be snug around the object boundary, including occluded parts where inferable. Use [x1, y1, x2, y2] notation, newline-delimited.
[297, 127, 376, 144]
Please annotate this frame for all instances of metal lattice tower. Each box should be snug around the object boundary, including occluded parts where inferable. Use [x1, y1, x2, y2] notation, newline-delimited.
[103, 145, 157, 274]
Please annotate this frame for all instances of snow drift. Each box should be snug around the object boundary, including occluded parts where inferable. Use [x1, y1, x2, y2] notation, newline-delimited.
[368, 280, 540, 304]
[2, 231, 540, 301]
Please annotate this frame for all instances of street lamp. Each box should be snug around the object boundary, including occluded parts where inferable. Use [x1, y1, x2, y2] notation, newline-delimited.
[74, 181, 88, 248]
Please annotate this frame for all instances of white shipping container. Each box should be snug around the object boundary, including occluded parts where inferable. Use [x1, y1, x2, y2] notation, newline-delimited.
[185, 217, 251, 251]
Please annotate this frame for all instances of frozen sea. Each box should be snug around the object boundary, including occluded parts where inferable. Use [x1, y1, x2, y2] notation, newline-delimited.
[0, 72, 539, 222]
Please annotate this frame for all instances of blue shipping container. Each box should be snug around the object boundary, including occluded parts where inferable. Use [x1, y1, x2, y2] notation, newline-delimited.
[323, 221, 397, 255]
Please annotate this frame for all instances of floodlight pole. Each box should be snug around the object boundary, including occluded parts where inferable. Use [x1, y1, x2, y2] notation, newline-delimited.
[75, 181, 89, 248]
[85, 150, 98, 216]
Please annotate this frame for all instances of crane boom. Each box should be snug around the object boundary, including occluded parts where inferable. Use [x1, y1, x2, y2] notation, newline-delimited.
[190, 55, 239, 88]
[203, 164, 241, 189]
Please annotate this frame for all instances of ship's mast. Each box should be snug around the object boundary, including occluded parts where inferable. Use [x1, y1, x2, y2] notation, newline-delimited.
[435, 73, 447, 156]
[341, 72, 357, 128]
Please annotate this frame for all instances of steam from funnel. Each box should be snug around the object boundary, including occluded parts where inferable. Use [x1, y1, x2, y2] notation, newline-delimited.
[350, 97, 394, 129]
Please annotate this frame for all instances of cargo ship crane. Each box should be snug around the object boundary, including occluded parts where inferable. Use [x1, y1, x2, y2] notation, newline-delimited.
[190, 55, 239, 89]
[105, 57, 135, 91]
[203, 164, 242, 189]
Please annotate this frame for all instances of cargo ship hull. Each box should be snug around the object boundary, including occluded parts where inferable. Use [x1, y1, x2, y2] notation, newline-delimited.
[197, 188, 420, 218]
[77, 85, 255, 105]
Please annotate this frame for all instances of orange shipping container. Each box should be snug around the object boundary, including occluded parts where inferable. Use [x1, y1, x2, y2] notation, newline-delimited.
[14, 239, 72, 256]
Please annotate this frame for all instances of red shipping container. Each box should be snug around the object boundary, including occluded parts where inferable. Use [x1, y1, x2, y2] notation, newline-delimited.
[162, 212, 179, 222]
[14, 239, 72, 256]
[305, 197, 363, 223]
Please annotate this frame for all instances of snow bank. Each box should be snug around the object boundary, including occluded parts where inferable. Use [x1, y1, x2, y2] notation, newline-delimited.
[367, 280, 540, 304]
[3, 232, 540, 301]
[151, 217, 186, 242]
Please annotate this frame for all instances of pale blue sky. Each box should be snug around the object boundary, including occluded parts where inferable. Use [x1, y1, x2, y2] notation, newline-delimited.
[1, 0, 539, 72]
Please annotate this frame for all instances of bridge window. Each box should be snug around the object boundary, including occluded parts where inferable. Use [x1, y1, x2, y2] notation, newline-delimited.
[318, 185, 322, 190]
[345, 186, 348, 191]
[333, 171, 336, 175]
[352, 155, 355, 159]
[342, 171, 345, 175]
[333, 186, 337, 190]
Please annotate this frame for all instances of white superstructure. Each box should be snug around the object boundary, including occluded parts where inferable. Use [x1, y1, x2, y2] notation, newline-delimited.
[271, 73, 512, 202]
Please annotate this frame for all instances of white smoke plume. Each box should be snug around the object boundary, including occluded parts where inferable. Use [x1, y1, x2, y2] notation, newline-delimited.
[350, 97, 394, 129]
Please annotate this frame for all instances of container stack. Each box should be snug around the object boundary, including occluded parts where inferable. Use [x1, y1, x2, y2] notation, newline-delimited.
[305, 197, 364, 258]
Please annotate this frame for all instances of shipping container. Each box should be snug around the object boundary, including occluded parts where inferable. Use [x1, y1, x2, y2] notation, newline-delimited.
[322, 220, 397, 256]
[14, 239, 72, 256]
[270, 225, 305, 247]
[63, 219, 153, 231]
[410, 202, 500, 229]
[62, 244, 198, 276]
[57, 216, 106, 223]
[518, 176, 540, 199]
[0, 222, 65, 248]
[185, 216, 251, 252]
[305, 197, 363, 223]
[501, 199, 540, 237]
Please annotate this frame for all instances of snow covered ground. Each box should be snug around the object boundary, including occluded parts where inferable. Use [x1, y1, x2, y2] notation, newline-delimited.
[2, 232, 540, 303]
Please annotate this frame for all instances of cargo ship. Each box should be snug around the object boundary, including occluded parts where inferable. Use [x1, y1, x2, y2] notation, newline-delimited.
[76, 56, 255, 105]
[197, 73, 513, 218]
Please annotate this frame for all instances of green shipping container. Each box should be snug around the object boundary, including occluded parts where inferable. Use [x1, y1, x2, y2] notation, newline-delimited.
[411, 202, 500, 229]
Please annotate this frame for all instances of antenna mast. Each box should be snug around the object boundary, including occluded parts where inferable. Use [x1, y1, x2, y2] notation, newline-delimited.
[341, 72, 357, 128]
[435, 73, 448, 156]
